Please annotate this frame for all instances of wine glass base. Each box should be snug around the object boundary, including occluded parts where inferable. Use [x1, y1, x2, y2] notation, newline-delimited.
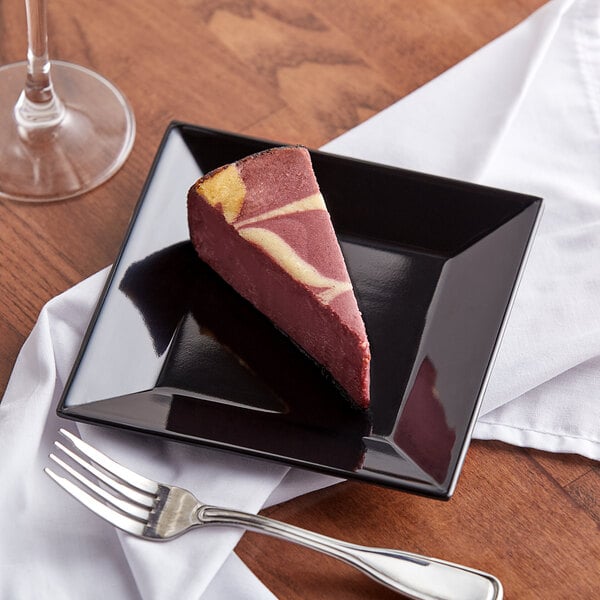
[0, 61, 135, 203]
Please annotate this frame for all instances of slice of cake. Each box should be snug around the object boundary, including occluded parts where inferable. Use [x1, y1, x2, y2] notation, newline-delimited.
[187, 146, 370, 409]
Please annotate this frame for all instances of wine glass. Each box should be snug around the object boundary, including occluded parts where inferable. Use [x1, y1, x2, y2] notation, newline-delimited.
[0, 0, 135, 202]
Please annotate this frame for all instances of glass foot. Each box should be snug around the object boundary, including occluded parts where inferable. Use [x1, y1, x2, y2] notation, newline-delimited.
[0, 61, 135, 203]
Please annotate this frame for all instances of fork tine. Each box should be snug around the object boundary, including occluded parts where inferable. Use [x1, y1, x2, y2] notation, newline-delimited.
[49, 453, 151, 521]
[54, 441, 155, 508]
[59, 428, 158, 494]
[44, 467, 146, 536]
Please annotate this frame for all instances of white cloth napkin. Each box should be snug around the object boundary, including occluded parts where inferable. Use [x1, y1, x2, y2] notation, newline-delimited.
[1, 0, 598, 597]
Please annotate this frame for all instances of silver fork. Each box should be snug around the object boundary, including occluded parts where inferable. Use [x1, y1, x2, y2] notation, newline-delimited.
[45, 428, 502, 600]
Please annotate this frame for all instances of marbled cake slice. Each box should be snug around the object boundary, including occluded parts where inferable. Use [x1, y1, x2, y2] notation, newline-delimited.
[187, 146, 370, 408]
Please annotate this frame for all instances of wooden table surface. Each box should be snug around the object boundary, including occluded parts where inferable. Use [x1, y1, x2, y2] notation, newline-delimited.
[1, 1, 598, 598]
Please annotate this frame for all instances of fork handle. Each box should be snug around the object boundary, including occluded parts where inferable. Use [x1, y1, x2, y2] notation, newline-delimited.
[199, 506, 502, 600]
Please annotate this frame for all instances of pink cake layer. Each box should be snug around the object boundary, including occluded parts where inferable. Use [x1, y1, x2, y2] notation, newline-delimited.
[188, 146, 370, 408]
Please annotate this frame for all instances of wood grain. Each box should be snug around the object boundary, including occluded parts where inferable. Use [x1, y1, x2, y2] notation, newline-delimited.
[1, 1, 597, 598]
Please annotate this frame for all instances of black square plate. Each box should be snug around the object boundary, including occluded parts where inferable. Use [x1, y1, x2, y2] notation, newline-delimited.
[58, 122, 542, 499]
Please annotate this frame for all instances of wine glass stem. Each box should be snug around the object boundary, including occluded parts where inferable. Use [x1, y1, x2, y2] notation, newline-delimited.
[15, 0, 65, 129]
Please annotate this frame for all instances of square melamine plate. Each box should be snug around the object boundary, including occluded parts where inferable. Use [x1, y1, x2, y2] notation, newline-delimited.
[58, 122, 542, 499]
